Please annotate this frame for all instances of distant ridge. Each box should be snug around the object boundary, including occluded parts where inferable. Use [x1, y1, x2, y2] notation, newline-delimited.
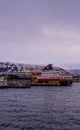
[0, 62, 44, 73]
[0, 61, 80, 76]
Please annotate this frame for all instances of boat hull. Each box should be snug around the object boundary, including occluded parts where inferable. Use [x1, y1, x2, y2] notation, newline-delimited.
[37, 78, 73, 86]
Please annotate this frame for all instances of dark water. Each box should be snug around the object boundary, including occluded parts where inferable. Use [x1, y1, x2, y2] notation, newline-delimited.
[0, 83, 80, 130]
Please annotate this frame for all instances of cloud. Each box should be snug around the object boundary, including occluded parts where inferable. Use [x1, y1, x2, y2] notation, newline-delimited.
[42, 25, 80, 44]
[35, 25, 80, 65]
[0, 0, 80, 66]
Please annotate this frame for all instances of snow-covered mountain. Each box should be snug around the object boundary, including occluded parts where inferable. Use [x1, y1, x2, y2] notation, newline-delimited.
[0, 62, 80, 76]
[67, 69, 80, 76]
[0, 62, 44, 73]
[63, 65, 80, 76]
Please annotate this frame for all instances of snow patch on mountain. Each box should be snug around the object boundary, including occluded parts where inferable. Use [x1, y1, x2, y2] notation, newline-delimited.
[0, 61, 80, 76]
[0, 62, 44, 73]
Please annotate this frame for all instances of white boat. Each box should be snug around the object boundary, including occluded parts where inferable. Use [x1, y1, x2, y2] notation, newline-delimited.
[28, 64, 73, 86]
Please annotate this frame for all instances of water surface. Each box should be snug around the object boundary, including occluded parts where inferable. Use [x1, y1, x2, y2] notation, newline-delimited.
[0, 83, 80, 130]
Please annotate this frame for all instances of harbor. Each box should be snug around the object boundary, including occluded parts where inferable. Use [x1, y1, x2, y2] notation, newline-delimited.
[0, 64, 73, 88]
[0, 72, 32, 88]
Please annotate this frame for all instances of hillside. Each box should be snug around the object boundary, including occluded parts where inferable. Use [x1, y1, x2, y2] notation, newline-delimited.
[0, 62, 43, 73]
[0, 62, 80, 76]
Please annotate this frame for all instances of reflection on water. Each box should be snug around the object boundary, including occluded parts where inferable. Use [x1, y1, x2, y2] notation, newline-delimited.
[0, 83, 80, 130]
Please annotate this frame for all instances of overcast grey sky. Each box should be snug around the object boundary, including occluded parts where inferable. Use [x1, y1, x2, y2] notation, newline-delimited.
[0, 0, 80, 67]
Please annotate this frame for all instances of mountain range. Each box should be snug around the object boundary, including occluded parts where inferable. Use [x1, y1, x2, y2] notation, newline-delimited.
[0, 62, 80, 76]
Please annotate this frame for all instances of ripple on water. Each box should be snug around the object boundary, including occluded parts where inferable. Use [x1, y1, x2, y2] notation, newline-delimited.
[0, 83, 80, 130]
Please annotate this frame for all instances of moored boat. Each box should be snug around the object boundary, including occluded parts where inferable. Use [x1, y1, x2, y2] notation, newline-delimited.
[27, 64, 73, 86]
[0, 72, 32, 88]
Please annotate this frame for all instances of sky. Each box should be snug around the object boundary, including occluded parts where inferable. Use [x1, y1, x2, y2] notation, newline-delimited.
[0, 0, 80, 68]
